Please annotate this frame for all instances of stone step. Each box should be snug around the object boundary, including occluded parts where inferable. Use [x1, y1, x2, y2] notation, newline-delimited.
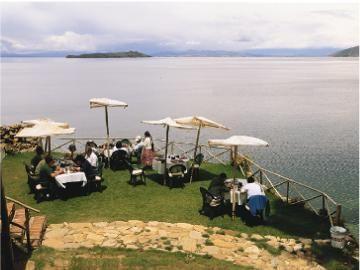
[10, 208, 26, 239]
[7, 202, 15, 221]
[29, 215, 47, 248]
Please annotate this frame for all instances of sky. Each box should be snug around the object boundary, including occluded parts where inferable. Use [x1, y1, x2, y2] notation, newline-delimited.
[0, 2, 358, 54]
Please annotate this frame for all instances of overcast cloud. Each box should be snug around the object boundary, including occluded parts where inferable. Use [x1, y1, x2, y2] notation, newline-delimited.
[0, 2, 358, 53]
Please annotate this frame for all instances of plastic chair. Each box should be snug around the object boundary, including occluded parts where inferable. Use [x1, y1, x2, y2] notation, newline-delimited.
[125, 161, 145, 186]
[110, 149, 128, 171]
[192, 153, 204, 180]
[199, 187, 225, 220]
[167, 164, 187, 188]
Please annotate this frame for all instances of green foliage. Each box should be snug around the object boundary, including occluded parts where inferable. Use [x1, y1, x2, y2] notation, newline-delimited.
[66, 51, 151, 58]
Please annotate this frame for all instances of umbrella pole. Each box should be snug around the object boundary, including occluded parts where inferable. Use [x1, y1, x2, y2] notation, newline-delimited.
[190, 125, 201, 184]
[105, 106, 110, 164]
[163, 125, 169, 185]
[233, 145, 238, 180]
[48, 136, 51, 154]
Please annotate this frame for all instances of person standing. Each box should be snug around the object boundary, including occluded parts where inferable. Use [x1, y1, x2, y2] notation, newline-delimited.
[141, 131, 154, 167]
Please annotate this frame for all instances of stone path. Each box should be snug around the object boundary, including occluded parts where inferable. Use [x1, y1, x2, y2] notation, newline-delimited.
[43, 220, 327, 270]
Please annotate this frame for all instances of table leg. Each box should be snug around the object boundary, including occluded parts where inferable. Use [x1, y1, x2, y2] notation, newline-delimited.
[232, 190, 236, 220]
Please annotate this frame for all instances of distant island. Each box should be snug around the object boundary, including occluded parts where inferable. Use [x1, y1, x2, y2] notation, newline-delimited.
[66, 51, 151, 58]
[332, 46, 359, 57]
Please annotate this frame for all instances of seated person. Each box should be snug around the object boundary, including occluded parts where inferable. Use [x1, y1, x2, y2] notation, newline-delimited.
[74, 155, 98, 179]
[208, 173, 227, 198]
[64, 144, 77, 161]
[241, 176, 268, 217]
[31, 146, 44, 170]
[86, 140, 99, 155]
[113, 141, 130, 159]
[39, 155, 63, 196]
[133, 136, 143, 161]
[85, 146, 98, 168]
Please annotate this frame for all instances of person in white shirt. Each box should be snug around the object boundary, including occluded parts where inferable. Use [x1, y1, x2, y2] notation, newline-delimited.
[241, 176, 265, 199]
[85, 146, 98, 168]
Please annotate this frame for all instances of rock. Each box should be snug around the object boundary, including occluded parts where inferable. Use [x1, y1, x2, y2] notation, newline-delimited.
[86, 233, 104, 244]
[202, 245, 220, 256]
[264, 235, 276, 241]
[299, 238, 312, 245]
[267, 240, 280, 249]
[25, 260, 35, 270]
[293, 244, 303, 252]
[212, 239, 237, 249]
[43, 238, 65, 249]
[240, 233, 249, 239]
[284, 245, 294, 253]
[48, 224, 64, 230]
[69, 222, 92, 230]
[121, 235, 138, 245]
[148, 221, 159, 226]
[244, 245, 260, 255]
[175, 223, 193, 230]
[63, 243, 80, 249]
[314, 239, 331, 245]
[93, 222, 108, 227]
[251, 234, 264, 241]
[179, 238, 197, 252]
[102, 239, 118, 247]
[130, 226, 143, 233]
[45, 229, 68, 239]
[189, 230, 202, 240]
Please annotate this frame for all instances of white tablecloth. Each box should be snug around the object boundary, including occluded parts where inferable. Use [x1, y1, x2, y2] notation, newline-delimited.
[166, 158, 191, 170]
[152, 158, 191, 174]
[224, 178, 248, 205]
[55, 172, 87, 189]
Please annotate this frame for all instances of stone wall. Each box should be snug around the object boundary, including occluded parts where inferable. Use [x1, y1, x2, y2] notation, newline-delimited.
[0, 123, 39, 154]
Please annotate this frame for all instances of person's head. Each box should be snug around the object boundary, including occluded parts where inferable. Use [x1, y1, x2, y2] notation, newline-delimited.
[144, 131, 151, 138]
[68, 144, 76, 153]
[35, 145, 44, 156]
[45, 155, 55, 166]
[135, 135, 142, 143]
[219, 173, 227, 180]
[115, 141, 122, 149]
[74, 155, 85, 166]
[247, 176, 255, 183]
[86, 146, 93, 155]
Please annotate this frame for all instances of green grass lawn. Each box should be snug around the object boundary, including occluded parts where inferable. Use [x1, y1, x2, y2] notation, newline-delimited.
[3, 153, 357, 270]
[2, 152, 331, 239]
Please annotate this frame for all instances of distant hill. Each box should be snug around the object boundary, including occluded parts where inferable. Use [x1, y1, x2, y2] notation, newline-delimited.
[66, 51, 151, 58]
[332, 46, 359, 57]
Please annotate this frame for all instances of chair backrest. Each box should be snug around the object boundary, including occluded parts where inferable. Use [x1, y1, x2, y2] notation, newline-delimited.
[121, 139, 131, 146]
[199, 187, 216, 205]
[168, 164, 187, 177]
[194, 153, 204, 165]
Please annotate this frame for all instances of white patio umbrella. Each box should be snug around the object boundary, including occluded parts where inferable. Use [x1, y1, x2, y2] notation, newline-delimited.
[208, 135, 269, 179]
[175, 116, 229, 183]
[16, 118, 75, 153]
[141, 117, 193, 185]
[89, 98, 128, 161]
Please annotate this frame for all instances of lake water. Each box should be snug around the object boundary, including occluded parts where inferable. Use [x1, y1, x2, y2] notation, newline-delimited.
[1, 57, 358, 234]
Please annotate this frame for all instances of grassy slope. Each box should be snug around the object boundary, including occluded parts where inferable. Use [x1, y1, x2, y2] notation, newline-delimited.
[2, 152, 330, 239]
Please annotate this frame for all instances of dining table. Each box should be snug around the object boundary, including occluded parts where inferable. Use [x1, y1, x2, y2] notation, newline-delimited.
[54, 170, 88, 189]
[224, 178, 248, 220]
[152, 156, 191, 174]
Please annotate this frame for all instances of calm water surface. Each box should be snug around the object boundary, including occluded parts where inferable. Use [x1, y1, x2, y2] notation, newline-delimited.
[1, 57, 358, 233]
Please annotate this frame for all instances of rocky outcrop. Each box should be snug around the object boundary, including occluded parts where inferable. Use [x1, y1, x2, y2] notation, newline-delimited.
[0, 124, 38, 154]
[43, 220, 326, 270]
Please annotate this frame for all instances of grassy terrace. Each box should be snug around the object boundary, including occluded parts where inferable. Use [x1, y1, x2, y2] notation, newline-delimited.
[3, 152, 331, 239]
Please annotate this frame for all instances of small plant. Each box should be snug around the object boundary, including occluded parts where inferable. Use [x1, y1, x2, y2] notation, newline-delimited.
[145, 229, 151, 232]
[237, 247, 244, 252]
[216, 230, 225, 235]
[205, 228, 214, 235]
[165, 245, 173, 251]
[205, 239, 214, 246]
[203, 254, 213, 259]
[202, 233, 210, 238]
[160, 236, 167, 240]
[235, 233, 241, 238]
[184, 253, 195, 264]
[163, 240, 171, 245]
[177, 245, 183, 250]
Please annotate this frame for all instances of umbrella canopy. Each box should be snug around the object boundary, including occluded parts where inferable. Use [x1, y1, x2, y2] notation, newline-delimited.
[175, 116, 229, 130]
[174, 116, 229, 183]
[90, 98, 128, 161]
[142, 117, 193, 185]
[208, 135, 269, 180]
[90, 98, 128, 108]
[16, 118, 75, 153]
[208, 136, 269, 147]
[16, 119, 75, 138]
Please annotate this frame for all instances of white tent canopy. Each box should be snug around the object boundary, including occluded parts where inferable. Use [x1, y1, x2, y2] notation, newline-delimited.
[142, 117, 193, 185]
[174, 116, 229, 183]
[209, 136, 269, 147]
[90, 98, 128, 108]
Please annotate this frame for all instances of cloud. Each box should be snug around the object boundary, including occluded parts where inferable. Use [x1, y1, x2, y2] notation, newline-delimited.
[43, 31, 96, 51]
[0, 2, 358, 53]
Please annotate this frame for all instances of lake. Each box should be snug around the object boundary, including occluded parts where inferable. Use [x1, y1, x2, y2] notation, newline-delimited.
[1, 57, 358, 234]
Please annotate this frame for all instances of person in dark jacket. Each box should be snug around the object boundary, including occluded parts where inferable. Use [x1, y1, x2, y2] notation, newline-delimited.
[31, 145, 44, 169]
[208, 173, 228, 197]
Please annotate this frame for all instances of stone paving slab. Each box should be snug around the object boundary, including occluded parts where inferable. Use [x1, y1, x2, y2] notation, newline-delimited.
[43, 220, 326, 270]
